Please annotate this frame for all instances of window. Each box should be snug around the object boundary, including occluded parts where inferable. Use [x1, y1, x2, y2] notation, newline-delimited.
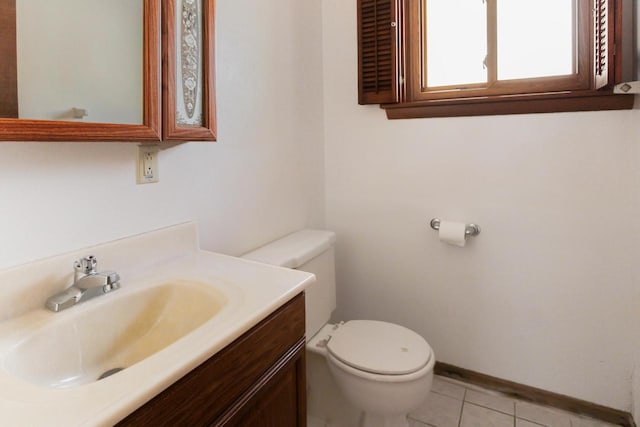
[357, 0, 634, 118]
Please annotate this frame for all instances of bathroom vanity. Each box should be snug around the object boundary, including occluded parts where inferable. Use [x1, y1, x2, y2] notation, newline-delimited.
[119, 293, 306, 426]
[0, 223, 314, 426]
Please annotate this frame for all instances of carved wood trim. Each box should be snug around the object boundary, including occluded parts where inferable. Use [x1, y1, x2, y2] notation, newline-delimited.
[162, 0, 217, 141]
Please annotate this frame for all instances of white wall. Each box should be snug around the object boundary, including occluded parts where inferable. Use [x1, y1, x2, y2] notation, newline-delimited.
[322, 0, 640, 412]
[0, 0, 325, 270]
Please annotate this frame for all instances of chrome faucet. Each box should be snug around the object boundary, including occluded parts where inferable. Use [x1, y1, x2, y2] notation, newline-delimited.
[45, 255, 120, 312]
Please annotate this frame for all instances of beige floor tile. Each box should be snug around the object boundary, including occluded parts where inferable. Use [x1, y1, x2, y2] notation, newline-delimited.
[517, 419, 545, 427]
[408, 419, 432, 427]
[432, 375, 466, 400]
[460, 402, 514, 427]
[516, 401, 572, 427]
[409, 391, 463, 427]
[465, 388, 515, 415]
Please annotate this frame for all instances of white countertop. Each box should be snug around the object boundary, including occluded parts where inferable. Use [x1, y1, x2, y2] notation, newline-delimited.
[0, 223, 315, 426]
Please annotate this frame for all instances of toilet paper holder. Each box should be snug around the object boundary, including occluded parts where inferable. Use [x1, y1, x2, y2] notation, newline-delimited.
[430, 218, 481, 237]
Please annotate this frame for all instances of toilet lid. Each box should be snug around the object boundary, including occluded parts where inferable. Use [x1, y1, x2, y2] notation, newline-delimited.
[326, 320, 432, 375]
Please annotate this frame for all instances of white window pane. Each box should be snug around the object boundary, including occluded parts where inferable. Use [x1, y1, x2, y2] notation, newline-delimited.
[426, 0, 487, 88]
[497, 0, 574, 80]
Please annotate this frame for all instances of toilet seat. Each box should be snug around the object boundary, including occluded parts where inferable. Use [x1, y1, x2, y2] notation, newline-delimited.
[326, 320, 433, 376]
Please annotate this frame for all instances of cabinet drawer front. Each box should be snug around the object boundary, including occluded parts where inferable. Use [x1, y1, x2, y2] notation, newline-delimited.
[119, 293, 305, 426]
[213, 339, 306, 426]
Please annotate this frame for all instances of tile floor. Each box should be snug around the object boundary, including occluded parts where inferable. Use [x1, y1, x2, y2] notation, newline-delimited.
[407, 376, 620, 427]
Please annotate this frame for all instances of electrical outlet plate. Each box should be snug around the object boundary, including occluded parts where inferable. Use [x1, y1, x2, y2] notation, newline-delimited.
[137, 145, 159, 184]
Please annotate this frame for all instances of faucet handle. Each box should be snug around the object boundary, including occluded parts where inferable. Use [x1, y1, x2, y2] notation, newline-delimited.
[74, 255, 98, 275]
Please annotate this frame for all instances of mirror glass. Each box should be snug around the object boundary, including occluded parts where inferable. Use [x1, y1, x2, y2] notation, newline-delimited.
[0, 0, 143, 124]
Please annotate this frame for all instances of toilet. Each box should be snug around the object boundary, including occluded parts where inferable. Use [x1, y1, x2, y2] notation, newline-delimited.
[242, 230, 435, 427]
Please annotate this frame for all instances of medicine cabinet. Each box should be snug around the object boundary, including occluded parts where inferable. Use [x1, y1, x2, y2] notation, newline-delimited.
[0, 0, 216, 142]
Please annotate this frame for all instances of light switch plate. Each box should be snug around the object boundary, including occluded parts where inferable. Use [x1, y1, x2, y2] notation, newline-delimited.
[137, 145, 159, 184]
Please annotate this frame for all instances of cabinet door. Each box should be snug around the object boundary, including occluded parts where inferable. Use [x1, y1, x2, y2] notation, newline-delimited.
[214, 344, 307, 427]
[118, 294, 305, 427]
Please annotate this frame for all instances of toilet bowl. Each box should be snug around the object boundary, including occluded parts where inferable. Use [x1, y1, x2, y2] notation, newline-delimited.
[309, 320, 434, 427]
[242, 230, 435, 427]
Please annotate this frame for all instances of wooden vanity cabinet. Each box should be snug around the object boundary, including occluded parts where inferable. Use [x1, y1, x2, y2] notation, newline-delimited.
[118, 293, 306, 427]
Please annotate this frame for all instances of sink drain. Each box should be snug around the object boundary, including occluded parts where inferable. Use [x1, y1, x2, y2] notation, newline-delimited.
[98, 367, 125, 380]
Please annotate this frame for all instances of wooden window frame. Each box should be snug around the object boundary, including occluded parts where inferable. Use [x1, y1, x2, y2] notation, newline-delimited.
[411, 0, 591, 99]
[358, 0, 634, 119]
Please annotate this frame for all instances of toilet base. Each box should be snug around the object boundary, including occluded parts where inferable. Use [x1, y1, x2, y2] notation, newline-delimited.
[359, 411, 409, 427]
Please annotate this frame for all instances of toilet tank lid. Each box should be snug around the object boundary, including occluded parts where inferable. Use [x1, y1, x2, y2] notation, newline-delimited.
[242, 229, 336, 269]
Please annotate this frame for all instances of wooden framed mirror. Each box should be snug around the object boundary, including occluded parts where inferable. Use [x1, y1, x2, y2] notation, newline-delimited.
[0, 0, 161, 142]
[162, 0, 216, 141]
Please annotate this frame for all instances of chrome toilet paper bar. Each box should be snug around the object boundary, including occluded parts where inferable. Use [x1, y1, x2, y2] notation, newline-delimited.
[430, 218, 481, 237]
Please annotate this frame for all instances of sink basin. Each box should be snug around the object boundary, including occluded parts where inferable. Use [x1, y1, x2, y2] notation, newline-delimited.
[0, 222, 314, 426]
[3, 280, 227, 388]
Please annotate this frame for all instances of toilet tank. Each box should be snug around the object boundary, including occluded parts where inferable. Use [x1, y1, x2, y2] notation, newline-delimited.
[242, 230, 336, 339]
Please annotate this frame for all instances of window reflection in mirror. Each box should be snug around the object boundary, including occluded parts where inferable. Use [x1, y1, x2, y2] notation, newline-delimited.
[0, 0, 143, 124]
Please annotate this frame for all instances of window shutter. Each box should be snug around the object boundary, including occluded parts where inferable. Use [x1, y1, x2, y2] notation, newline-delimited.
[0, 0, 18, 118]
[593, 0, 615, 89]
[358, 0, 402, 105]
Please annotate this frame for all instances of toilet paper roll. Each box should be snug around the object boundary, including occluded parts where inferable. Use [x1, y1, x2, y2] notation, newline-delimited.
[438, 221, 467, 247]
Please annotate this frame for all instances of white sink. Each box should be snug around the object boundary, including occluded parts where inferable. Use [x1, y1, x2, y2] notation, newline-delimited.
[0, 222, 315, 426]
[3, 280, 227, 388]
